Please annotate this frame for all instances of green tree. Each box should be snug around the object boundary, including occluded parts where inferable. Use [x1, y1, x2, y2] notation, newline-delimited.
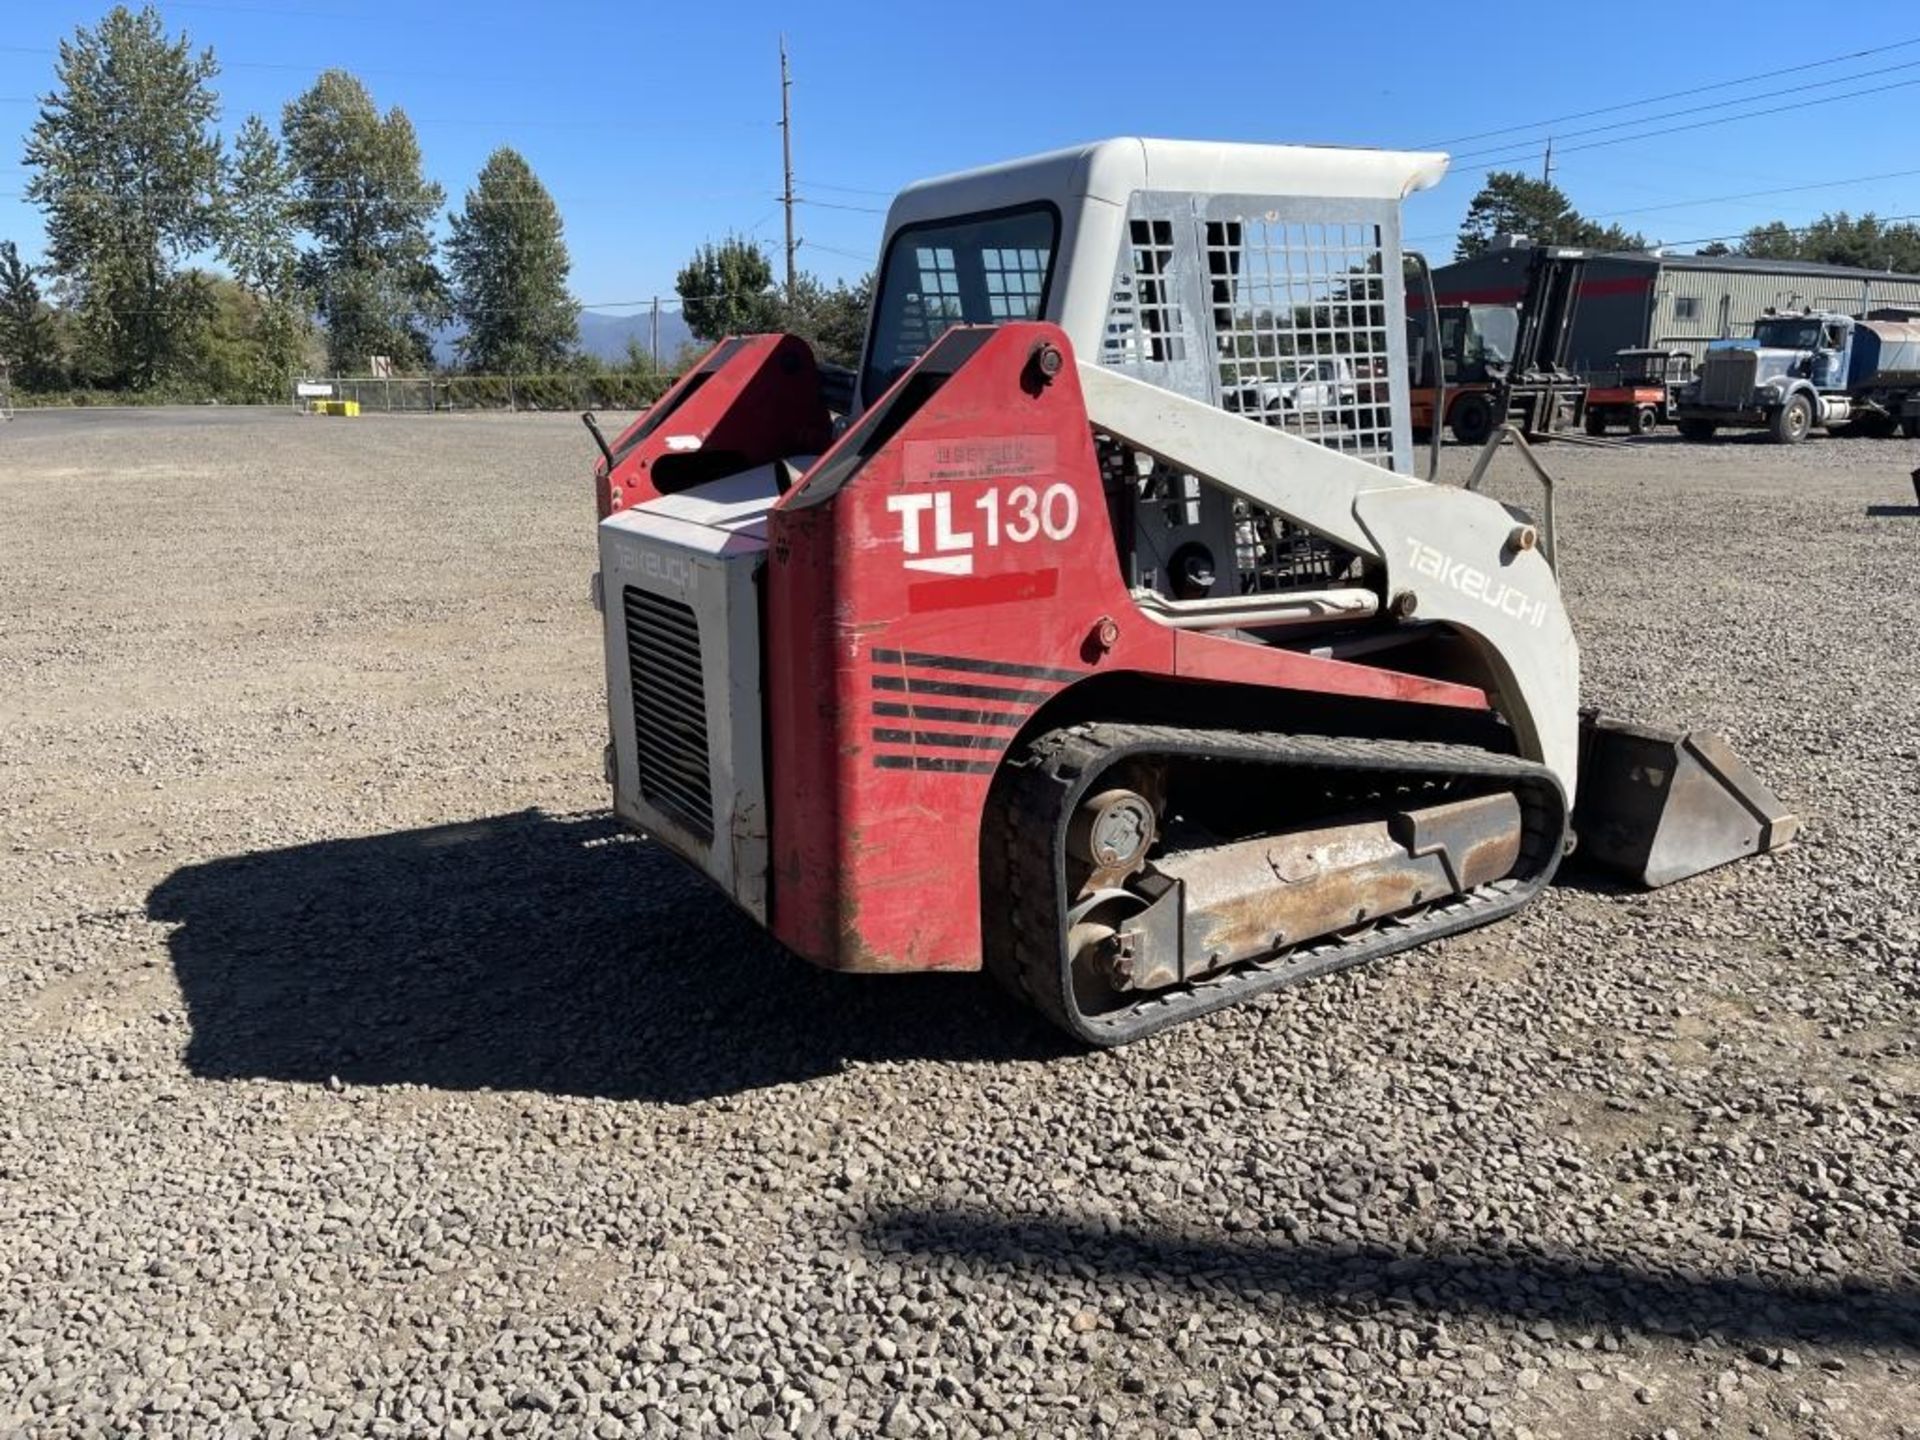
[0, 241, 64, 390]
[282, 69, 445, 372]
[1739, 222, 1799, 260]
[676, 237, 782, 341]
[446, 147, 580, 374]
[217, 115, 308, 397]
[1740, 212, 1920, 272]
[780, 271, 872, 369]
[1456, 172, 1644, 260]
[22, 5, 223, 389]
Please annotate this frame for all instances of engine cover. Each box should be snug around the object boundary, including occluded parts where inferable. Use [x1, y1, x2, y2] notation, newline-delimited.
[598, 463, 802, 920]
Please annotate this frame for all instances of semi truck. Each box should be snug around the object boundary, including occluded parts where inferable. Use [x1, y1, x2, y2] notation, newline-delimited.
[1673, 307, 1920, 443]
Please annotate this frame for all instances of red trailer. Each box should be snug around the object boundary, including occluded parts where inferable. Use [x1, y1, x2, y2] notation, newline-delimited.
[1584, 348, 1692, 436]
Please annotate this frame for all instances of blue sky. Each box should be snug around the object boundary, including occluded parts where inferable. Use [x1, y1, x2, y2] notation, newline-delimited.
[4, 0, 1919, 320]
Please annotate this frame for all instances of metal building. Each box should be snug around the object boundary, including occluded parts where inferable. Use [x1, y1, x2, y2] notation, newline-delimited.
[1430, 241, 1920, 373]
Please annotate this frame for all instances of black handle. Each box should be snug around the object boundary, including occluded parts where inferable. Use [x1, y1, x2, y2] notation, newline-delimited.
[580, 411, 616, 471]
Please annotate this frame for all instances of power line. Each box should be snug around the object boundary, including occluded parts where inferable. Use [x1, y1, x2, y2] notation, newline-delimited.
[1658, 212, 1920, 250]
[22, 290, 773, 319]
[802, 179, 896, 198]
[0, 185, 768, 206]
[1420, 35, 1920, 147]
[801, 240, 873, 263]
[1406, 167, 1920, 247]
[1586, 168, 1920, 224]
[1448, 58, 1920, 164]
[0, 40, 516, 86]
[1442, 74, 1920, 181]
[159, 1, 379, 17]
[796, 196, 887, 215]
[0, 89, 769, 134]
[1414, 212, 1920, 257]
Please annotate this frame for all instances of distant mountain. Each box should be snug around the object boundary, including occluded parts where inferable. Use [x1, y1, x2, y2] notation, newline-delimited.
[428, 307, 695, 370]
[577, 307, 695, 365]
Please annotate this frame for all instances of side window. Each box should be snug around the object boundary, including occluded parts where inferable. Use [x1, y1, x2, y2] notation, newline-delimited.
[1673, 296, 1702, 321]
[914, 247, 963, 324]
[861, 207, 1058, 404]
[982, 247, 1048, 319]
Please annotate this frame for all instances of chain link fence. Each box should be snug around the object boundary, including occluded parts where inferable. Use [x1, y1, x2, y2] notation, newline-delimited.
[293, 372, 678, 414]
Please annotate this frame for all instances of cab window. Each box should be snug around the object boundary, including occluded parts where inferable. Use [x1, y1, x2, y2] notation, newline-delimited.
[861, 205, 1058, 403]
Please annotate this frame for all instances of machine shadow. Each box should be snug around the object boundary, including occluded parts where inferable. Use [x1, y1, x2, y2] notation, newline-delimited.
[864, 1209, 1920, 1352]
[1865, 504, 1920, 517]
[148, 810, 1067, 1104]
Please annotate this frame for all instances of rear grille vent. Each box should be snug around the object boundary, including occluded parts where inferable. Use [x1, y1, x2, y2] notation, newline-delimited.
[622, 587, 713, 840]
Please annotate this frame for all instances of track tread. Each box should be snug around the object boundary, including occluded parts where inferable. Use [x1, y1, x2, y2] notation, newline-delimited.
[983, 723, 1568, 1046]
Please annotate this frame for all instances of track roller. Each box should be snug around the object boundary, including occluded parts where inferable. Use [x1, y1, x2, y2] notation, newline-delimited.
[984, 723, 1569, 1045]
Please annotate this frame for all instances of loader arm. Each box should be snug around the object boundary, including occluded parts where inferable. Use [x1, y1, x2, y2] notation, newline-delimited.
[1078, 363, 1581, 794]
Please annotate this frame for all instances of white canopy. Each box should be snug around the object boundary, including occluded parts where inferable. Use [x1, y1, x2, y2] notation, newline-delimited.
[887, 137, 1449, 229]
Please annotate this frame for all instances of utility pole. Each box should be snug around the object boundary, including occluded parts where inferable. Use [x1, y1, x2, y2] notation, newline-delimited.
[650, 296, 661, 372]
[1542, 137, 1554, 187]
[779, 36, 797, 307]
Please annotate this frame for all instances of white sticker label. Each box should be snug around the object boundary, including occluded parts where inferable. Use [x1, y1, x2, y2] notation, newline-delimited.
[887, 483, 1080, 576]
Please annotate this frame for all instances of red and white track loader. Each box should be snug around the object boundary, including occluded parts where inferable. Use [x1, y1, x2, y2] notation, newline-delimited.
[585, 139, 1795, 1044]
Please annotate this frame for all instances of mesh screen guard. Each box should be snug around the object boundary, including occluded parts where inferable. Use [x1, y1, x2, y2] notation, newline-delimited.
[1101, 192, 1413, 475]
[1097, 191, 1413, 598]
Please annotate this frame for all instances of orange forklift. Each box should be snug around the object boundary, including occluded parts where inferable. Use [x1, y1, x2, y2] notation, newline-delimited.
[1409, 246, 1589, 445]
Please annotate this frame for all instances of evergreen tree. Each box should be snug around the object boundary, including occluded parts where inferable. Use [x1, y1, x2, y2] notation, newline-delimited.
[1739, 212, 1920, 272]
[446, 148, 580, 374]
[0, 241, 64, 391]
[676, 237, 782, 341]
[282, 70, 445, 372]
[22, 5, 223, 388]
[781, 272, 872, 369]
[1456, 172, 1644, 260]
[1738, 222, 1799, 261]
[217, 115, 308, 396]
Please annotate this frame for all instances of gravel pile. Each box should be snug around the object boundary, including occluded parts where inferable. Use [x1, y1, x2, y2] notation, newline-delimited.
[1, 410, 1916, 1438]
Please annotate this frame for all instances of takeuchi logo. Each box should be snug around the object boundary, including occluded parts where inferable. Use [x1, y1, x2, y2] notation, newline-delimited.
[1406, 539, 1547, 629]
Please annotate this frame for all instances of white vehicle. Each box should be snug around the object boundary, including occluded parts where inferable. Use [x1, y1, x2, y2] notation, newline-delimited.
[1228, 355, 1360, 419]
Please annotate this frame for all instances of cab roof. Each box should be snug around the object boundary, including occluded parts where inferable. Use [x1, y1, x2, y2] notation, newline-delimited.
[885, 137, 1450, 231]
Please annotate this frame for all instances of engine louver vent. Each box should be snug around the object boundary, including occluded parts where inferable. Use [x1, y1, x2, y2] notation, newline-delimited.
[623, 587, 713, 840]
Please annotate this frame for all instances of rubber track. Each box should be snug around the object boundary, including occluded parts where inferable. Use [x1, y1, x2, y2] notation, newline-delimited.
[983, 723, 1570, 1046]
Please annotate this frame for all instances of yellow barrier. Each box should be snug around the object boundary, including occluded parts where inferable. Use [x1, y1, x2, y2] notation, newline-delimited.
[306, 399, 360, 417]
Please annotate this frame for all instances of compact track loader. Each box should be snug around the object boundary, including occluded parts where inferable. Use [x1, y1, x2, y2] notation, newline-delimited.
[586, 139, 1795, 1044]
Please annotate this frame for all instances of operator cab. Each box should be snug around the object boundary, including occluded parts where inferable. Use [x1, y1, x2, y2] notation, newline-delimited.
[857, 137, 1445, 476]
[857, 139, 1446, 607]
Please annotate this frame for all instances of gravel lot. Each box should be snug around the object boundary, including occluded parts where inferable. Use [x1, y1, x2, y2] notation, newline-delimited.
[2, 408, 1917, 1439]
